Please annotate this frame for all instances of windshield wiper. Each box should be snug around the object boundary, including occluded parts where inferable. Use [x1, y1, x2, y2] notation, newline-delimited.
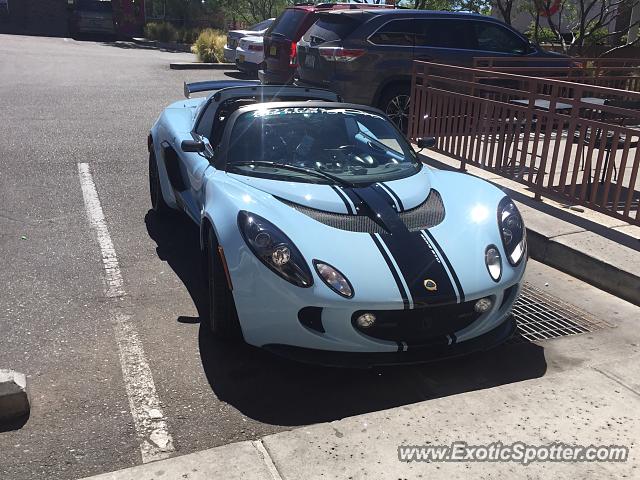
[228, 161, 356, 188]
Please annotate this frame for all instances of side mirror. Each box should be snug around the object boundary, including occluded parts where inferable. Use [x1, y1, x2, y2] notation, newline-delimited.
[417, 137, 436, 149]
[181, 139, 205, 153]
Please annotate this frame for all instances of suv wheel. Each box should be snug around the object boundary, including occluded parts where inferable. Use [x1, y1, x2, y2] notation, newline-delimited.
[380, 85, 411, 133]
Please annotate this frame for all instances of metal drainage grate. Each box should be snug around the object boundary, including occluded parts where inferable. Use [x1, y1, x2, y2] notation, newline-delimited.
[511, 283, 612, 342]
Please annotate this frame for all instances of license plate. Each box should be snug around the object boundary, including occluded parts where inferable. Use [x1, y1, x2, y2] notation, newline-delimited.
[304, 55, 316, 68]
[269, 46, 277, 56]
[239, 54, 245, 63]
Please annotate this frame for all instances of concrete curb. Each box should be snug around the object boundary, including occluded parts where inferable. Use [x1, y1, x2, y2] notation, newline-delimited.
[169, 62, 235, 70]
[528, 230, 640, 306]
[129, 38, 192, 53]
[0, 369, 30, 422]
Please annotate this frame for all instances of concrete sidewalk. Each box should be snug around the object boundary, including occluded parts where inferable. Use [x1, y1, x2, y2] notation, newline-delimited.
[423, 150, 640, 306]
[83, 358, 640, 480]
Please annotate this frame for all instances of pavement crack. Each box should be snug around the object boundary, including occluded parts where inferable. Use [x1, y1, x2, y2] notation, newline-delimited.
[252, 440, 285, 480]
[593, 366, 640, 398]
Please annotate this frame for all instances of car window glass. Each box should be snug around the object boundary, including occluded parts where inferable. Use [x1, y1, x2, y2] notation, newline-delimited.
[303, 16, 363, 43]
[369, 19, 415, 46]
[473, 22, 527, 53]
[227, 107, 420, 184]
[195, 102, 215, 141]
[414, 19, 474, 49]
[355, 121, 402, 153]
[268, 9, 307, 39]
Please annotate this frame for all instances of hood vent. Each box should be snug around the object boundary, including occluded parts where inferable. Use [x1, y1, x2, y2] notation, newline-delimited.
[280, 189, 445, 234]
[280, 200, 388, 234]
[399, 190, 445, 231]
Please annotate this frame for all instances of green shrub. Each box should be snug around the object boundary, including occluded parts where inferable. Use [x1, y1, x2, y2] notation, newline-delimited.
[144, 22, 178, 43]
[192, 29, 226, 63]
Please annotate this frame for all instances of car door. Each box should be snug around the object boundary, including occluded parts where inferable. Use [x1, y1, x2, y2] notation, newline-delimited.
[413, 18, 477, 66]
[176, 102, 218, 222]
[470, 20, 529, 59]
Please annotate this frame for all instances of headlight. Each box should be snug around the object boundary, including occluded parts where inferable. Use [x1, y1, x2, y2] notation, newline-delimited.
[238, 211, 313, 288]
[497, 197, 526, 266]
[314, 261, 354, 298]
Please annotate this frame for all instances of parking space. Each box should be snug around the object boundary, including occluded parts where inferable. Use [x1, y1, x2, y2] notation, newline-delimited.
[1, 34, 639, 480]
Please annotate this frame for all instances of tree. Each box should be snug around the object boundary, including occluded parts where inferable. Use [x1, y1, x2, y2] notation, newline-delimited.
[222, 0, 290, 25]
[527, 0, 640, 54]
[493, 0, 516, 25]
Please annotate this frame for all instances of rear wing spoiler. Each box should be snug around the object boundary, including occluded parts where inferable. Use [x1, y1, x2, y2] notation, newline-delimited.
[184, 80, 261, 98]
[184, 80, 341, 102]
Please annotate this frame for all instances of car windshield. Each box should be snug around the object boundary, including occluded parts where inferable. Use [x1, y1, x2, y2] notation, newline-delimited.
[226, 107, 420, 184]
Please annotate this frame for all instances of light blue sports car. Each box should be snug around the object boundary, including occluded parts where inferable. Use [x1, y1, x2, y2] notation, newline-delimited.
[148, 81, 527, 366]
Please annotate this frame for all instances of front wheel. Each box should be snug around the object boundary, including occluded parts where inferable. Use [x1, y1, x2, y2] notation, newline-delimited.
[380, 85, 411, 134]
[205, 227, 242, 340]
[149, 152, 169, 213]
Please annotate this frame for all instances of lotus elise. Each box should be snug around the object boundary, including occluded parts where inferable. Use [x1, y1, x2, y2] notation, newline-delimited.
[147, 80, 527, 366]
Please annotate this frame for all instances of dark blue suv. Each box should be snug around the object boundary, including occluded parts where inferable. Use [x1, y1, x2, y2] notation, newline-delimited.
[296, 10, 565, 131]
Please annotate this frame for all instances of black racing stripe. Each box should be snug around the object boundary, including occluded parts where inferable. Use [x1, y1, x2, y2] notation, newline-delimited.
[338, 187, 362, 214]
[370, 234, 410, 310]
[356, 186, 457, 306]
[330, 185, 353, 214]
[422, 229, 465, 303]
[380, 183, 404, 211]
[372, 183, 398, 211]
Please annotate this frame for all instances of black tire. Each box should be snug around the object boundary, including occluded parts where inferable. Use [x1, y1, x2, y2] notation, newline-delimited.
[205, 226, 242, 340]
[379, 84, 411, 134]
[149, 151, 169, 213]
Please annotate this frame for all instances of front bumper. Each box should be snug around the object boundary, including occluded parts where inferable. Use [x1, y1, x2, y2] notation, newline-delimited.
[264, 315, 517, 368]
[232, 239, 523, 356]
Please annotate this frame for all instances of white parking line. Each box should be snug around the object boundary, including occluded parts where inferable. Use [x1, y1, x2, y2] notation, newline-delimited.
[77, 163, 175, 463]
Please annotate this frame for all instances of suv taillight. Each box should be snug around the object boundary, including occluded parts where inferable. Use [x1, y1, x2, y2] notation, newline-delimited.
[248, 44, 263, 52]
[318, 47, 365, 62]
[289, 41, 297, 66]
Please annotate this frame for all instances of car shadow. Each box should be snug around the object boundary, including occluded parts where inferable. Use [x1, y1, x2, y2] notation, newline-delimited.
[198, 326, 546, 426]
[145, 209, 208, 319]
[145, 208, 547, 427]
[224, 71, 254, 80]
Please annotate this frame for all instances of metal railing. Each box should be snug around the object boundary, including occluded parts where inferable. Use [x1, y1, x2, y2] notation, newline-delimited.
[472, 57, 640, 92]
[408, 62, 640, 225]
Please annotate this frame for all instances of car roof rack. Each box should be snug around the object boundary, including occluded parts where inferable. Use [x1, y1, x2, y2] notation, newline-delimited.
[184, 80, 261, 98]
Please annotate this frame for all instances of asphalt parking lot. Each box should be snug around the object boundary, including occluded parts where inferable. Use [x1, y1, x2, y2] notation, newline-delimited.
[1, 34, 639, 480]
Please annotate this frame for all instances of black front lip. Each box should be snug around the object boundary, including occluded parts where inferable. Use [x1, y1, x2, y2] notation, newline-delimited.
[262, 315, 517, 369]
